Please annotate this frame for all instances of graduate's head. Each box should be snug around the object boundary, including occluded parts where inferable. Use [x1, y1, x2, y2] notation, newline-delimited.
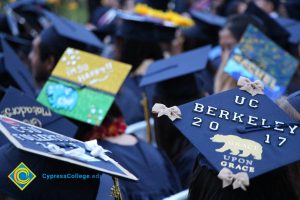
[28, 25, 98, 88]
[219, 14, 263, 50]
[114, 13, 177, 72]
[254, 0, 280, 14]
[28, 26, 67, 85]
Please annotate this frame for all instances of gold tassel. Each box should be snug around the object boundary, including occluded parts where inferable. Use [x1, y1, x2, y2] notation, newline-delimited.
[111, 177, 122, 200]
[141, 92, 152, 144]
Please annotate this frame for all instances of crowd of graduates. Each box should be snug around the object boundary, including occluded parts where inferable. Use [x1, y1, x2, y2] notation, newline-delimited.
[0, 0, 300, 200]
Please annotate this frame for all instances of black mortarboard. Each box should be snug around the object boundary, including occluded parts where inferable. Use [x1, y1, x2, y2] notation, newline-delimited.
[42, 10, 104, 50]
[134, 0, 170, 11]
[153, 77, 300, 190]
[191, 10, 226, 27]
[245, 2, 290, 48]
[276, 17, 300, 44]
[285, 0, 300, 20]
[140, 45, 211, 87]
[182, 10, 226, 45]
[5, 0, 48, 39]
[89, 7, 118, 40]
[116, 12, 177, 42]
[287, 90, 300, 114]
[0, 36, 35, 97]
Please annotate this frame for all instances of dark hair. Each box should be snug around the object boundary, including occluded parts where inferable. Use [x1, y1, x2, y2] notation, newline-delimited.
[223, 14, 264, 42]
[153, 74, 205, 161]
[267, 0, 280, 11]
[39, 26, 89, 64]
[117, 38, 164, 72]
[189, 156, 297, 200]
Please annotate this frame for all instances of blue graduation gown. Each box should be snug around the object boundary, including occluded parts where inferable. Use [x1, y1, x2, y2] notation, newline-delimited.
[97, 136, 182, 200]
[0, 143, 100, 200]
[115, 76, 145, 125]
[173, 146, 199, 189]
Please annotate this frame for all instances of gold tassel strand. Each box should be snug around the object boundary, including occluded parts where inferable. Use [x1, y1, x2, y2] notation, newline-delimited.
[111, 177, 122, 200]
[141, 92, 152, 143]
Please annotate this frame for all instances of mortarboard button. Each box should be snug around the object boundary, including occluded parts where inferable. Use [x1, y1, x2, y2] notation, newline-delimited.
[153, 76, 300, 190]
[140, 45, 211, 87]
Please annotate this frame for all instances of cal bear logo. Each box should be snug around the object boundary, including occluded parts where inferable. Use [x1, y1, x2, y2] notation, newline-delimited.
[210, 134, 263, 160]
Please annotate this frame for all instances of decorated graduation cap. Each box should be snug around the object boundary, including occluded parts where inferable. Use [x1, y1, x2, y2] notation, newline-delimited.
[0, 35, 36, 97]
[42, 10, 103, 50]
[0, 115, 137, 181]
[116, 3, 193, 42]
[0, 87, 78, 143]
[152, 76, 300, 190]
[223, 24, 298, 100]
[140, 45, 211, 87]
[37, 47, 131, 126]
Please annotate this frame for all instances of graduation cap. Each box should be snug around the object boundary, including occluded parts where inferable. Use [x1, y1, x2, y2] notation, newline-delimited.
[134, 0, 170, 11]
[4, 0, 47, 38]
[90, 7, 118, 40]
[191, 10, 226, 27]
[116, 11, 177, 42]
[182, 11, 225, 45]
[287, 90, 300, 114]
[42, 10, 104, 50]
[152, 76, 300, 190]
[245, 2, 290, 48]
[0, 87, 78, 144]
[140, 45, 211, 87]
[7, 0, 46, 10]
[276, 17, 300, 44]
[37, 47, 131, 126]
[285, 0, 300, 20]
[223, 24, 298, 100]
[0, 35, 36, 97]
[0, 115, 137, 181]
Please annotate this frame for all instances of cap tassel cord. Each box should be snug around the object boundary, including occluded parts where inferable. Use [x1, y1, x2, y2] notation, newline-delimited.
[152, 103, 182, 121]
[111, 177, 123, 200]
[237, 76, 264, 96]
[218, 167, 250, 191]
[141, 93, 152, 143]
